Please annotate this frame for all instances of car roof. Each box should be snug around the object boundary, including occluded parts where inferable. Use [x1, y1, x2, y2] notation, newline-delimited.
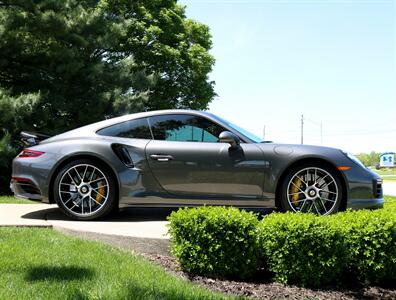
[91, 109, 213, 129]
[42, 110, 214, 143]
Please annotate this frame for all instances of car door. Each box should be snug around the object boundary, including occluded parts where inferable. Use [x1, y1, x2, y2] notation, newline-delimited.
[145, 113, 267, 202]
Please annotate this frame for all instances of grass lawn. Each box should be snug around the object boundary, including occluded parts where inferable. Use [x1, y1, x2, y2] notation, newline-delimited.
[0, 196, 38, 204]
[373, 168, 396, 176]
[384, 178, 396, 182]
[0, 197, 394, 299]
[371, 168, 396, 181]
[0, 227, 236, 300]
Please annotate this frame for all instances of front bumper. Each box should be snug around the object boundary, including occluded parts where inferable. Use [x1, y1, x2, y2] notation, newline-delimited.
[347, 198, 384, 210]
[346, 177, 384, 210]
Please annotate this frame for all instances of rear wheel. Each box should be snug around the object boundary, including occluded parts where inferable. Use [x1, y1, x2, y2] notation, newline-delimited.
[53, 159, 117, 220]
[279, 163, 343, 215]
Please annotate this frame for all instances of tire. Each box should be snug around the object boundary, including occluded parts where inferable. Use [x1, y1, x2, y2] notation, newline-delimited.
[53, 158, 117, 220]
[279, 162, 343, 215]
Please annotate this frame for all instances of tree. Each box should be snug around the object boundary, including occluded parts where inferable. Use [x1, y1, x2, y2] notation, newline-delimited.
[0, 0, 216, 194]
[0, 0, 215, 130]
[355, 151, 381, 167]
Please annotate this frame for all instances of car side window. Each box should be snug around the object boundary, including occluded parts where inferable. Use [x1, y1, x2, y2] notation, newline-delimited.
[149, 114, 225, 142]
[97, 118, 152, 139]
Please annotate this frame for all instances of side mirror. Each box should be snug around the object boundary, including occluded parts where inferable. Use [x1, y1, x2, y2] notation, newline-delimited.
[219, 131, 240, 148]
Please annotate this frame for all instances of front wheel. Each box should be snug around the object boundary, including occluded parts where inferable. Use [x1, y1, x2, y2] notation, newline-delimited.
[53, 159, 117, 220]
[279, 163, 343, 215]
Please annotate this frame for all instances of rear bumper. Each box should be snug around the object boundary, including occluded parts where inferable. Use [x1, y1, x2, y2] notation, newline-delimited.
[10, 177, 43, 201]
[11, 152, 60, 203]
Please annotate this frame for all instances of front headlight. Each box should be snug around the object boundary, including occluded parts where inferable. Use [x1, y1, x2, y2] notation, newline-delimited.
[343, 151, 366, 168]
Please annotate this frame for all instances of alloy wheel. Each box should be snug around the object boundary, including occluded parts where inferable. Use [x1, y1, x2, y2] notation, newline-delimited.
[58, 164, 109, 217]
[286, 167, 339, 215]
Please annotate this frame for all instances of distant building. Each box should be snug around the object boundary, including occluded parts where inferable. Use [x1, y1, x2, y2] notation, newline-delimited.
[379, 152, 395, 168]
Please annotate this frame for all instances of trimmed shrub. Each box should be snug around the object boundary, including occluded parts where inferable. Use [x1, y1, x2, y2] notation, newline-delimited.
[338, 207, 396, 284]
[167, 197, 396, 286]
[167, 206, 260, 279]
[258, 199, 396, 287]
[258, 213, 347, 287]
[259, 206, 396, 287]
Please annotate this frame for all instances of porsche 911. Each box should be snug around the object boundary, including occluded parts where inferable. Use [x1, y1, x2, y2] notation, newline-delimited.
[11, 110, 383, 220]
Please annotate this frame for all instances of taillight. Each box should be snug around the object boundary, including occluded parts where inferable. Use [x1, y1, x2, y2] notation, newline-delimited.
[11, 177, 32, 183]
[18, 149, 44, 158]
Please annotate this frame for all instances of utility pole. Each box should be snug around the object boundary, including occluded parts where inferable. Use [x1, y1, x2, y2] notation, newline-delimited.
[262, 125, 266, 140]
[301, 114, 304, 144]
[320, 121, 323, 145]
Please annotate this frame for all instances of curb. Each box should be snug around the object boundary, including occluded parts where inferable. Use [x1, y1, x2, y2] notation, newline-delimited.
[54, 226, 171, 256]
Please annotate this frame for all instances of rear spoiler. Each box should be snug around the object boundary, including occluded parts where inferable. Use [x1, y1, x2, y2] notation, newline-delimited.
[21, 131, 51, 147]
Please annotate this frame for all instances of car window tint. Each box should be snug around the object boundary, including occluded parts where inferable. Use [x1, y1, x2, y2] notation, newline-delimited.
[149, 114, 224, 142]
[97, 118, 152, 139]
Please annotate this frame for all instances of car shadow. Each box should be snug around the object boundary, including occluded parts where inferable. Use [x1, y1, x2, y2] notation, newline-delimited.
[21, 207, 60, 220]
[21, 206, 178, 222]
[21, 206, 274, 222]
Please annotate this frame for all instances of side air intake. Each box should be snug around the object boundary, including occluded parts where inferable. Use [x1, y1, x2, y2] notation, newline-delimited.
[112, 144, 134, 168]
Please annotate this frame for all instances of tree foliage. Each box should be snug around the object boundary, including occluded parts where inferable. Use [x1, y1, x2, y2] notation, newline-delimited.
[0, 0, 215, 132]
[0, 0, 215, 193]
[355, 151, 381, 167]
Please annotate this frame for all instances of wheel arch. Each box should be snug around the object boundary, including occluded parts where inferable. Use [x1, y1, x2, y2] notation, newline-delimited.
[274, 157, 348, 211]
[48, 153, 120, 207]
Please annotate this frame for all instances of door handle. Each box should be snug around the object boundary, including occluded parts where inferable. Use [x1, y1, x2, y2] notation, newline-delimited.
[150, 154, 174, 162]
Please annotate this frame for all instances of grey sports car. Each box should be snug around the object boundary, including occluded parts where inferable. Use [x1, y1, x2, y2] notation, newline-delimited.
[11, 109, 383, 220]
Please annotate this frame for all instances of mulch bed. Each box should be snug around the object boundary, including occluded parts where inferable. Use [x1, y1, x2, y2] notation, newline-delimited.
[145, 254, 396, 300]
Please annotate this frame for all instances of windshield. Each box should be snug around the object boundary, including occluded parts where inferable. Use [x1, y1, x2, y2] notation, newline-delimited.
[208, 113, 263, 143]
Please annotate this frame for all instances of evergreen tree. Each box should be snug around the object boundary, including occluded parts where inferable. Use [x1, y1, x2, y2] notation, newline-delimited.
[0, 0, 216, 194]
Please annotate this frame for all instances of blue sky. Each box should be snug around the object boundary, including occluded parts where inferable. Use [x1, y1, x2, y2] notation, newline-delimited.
[180, 0, 395, 153]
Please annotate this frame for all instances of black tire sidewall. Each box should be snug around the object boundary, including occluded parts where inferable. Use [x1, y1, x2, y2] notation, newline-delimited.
[279, 163, 343, 215]
[53, 159, 117, 220]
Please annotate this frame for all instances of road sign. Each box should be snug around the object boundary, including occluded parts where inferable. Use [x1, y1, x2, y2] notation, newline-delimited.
[380, 152, 395, 167]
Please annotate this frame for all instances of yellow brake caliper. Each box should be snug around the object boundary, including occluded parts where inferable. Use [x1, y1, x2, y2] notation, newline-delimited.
[96, 182, 106, 203]
[290, 177, 302, 204]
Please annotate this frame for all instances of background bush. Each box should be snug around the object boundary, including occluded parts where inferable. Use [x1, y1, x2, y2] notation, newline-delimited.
[168, 197, 396, 287]
[168, 206, 260, 279]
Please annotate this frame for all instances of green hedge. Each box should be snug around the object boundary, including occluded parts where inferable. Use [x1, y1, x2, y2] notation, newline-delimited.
[167, 206, 259, 279]
[259, 205, 396, 286]
[337, 206, 396, 284]
[259, 213, 346, 287]
[168, 198, 396, 286]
